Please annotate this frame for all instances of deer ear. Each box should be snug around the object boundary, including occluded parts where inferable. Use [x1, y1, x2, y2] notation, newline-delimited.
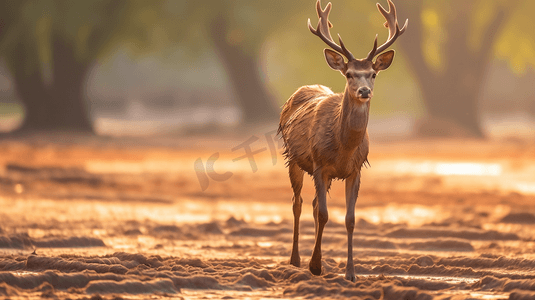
[324, 49, 346, 72]
[373, 50, 395, 71]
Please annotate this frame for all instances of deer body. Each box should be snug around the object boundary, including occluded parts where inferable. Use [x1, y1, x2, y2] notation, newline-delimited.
[280, 84, 370, 179]
[279, 0, 407, 282]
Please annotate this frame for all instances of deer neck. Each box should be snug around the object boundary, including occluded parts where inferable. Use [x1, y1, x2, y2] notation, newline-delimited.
[339, 87, 370, 150]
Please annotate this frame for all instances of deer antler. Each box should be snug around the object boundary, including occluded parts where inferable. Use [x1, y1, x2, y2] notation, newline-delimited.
[366, 0, 408, 61]
[308, 0, 355, 61]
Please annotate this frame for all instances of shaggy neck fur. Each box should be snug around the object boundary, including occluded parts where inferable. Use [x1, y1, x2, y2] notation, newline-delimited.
[339, 86, 370, 151]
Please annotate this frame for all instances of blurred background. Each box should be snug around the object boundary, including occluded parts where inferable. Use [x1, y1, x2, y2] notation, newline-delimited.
[1, 4, 535, 298]
[0, 0, 534, 139]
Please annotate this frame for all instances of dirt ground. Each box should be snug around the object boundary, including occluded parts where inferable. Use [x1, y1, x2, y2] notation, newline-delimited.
[1, 133, 535, 299]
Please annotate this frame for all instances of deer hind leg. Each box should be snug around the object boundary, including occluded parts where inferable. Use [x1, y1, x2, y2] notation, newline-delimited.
[312, 180, 331, 238]
[344, 173, 360, 282]
[309, 167, 330, 276]
[312, 196, 318, 238]
[289, 163, 304, 267]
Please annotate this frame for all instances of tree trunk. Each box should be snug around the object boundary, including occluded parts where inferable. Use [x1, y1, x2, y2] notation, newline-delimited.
[403, 37, 486, 137]
[11, 34, 93, 134]
[14, 72, 53, 132]
[415, 71, 485, 137]
[210, 17, 279, 125]
[49, 33, 93, 132]
[395, 0, 512, 138]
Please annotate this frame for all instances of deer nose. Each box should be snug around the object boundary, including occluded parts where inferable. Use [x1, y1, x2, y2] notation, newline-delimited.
[358, 87, 371, 98]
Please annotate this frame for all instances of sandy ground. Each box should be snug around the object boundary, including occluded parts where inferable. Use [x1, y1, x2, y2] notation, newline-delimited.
[1, 133, 535, 299]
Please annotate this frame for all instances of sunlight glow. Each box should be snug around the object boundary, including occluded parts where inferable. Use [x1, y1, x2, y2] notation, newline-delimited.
[435, 162, 502, 176]
[515, 182, 535, 194]
[390, 161, 502, 176]
[349, 205, 443, 227]
[257, 242, 273, 248]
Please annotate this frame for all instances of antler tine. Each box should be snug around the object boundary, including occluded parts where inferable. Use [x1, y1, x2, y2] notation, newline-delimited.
[316, 0, 333, 30]
[366, 34, 378, 61]
[338, 34, 352, 59]
[366, 0, 408, 61]
[308, 0, 355, 61]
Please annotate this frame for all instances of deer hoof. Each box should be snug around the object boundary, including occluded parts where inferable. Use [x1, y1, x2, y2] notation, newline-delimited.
[309, 261, 322, 276]
[290, 255, 301, 267]
[345, 272, 356, 282]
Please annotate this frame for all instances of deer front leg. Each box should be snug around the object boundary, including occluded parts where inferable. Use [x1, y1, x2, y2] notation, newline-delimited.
[309, 167, 329, 276]
[344, 173, 360, 282]
[289, 163, 304, 267]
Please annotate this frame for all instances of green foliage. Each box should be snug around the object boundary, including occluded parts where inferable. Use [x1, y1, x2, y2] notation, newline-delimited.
[260, 0, 534, 115]
[4, 0, 532, 74]
[410, 0, 535, 74]
[420, 4, 444, 72]
[1, 0, 533, 117]
[494, 0, 535, 74]
[0, 0, 168, 75]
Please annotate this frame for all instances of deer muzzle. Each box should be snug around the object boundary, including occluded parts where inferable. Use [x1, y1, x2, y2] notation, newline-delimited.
[358, 87, 371, 97]
[357, 87, 372, 101]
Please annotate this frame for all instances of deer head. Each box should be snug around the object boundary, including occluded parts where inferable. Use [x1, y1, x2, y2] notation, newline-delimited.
[308, 0, 408, 102]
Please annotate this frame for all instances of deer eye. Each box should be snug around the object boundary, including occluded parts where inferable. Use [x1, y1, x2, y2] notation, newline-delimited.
[345, 73, 352, 79]
[372, 73, 377, 79]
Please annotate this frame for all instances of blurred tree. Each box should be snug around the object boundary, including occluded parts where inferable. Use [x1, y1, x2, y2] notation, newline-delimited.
[223, 0, 534, 136]
[394, 0, 529, 137]
[172, 1, 308, 125]
[261, 0, 423, 118]
[0, 0, 303, 133]
[209, 16, 278, 124]
[0, 1, 166, 133]
[3, 0, 533, 135]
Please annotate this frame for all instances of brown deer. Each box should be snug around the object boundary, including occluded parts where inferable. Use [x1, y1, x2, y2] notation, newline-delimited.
[278, 0, 407, 281]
